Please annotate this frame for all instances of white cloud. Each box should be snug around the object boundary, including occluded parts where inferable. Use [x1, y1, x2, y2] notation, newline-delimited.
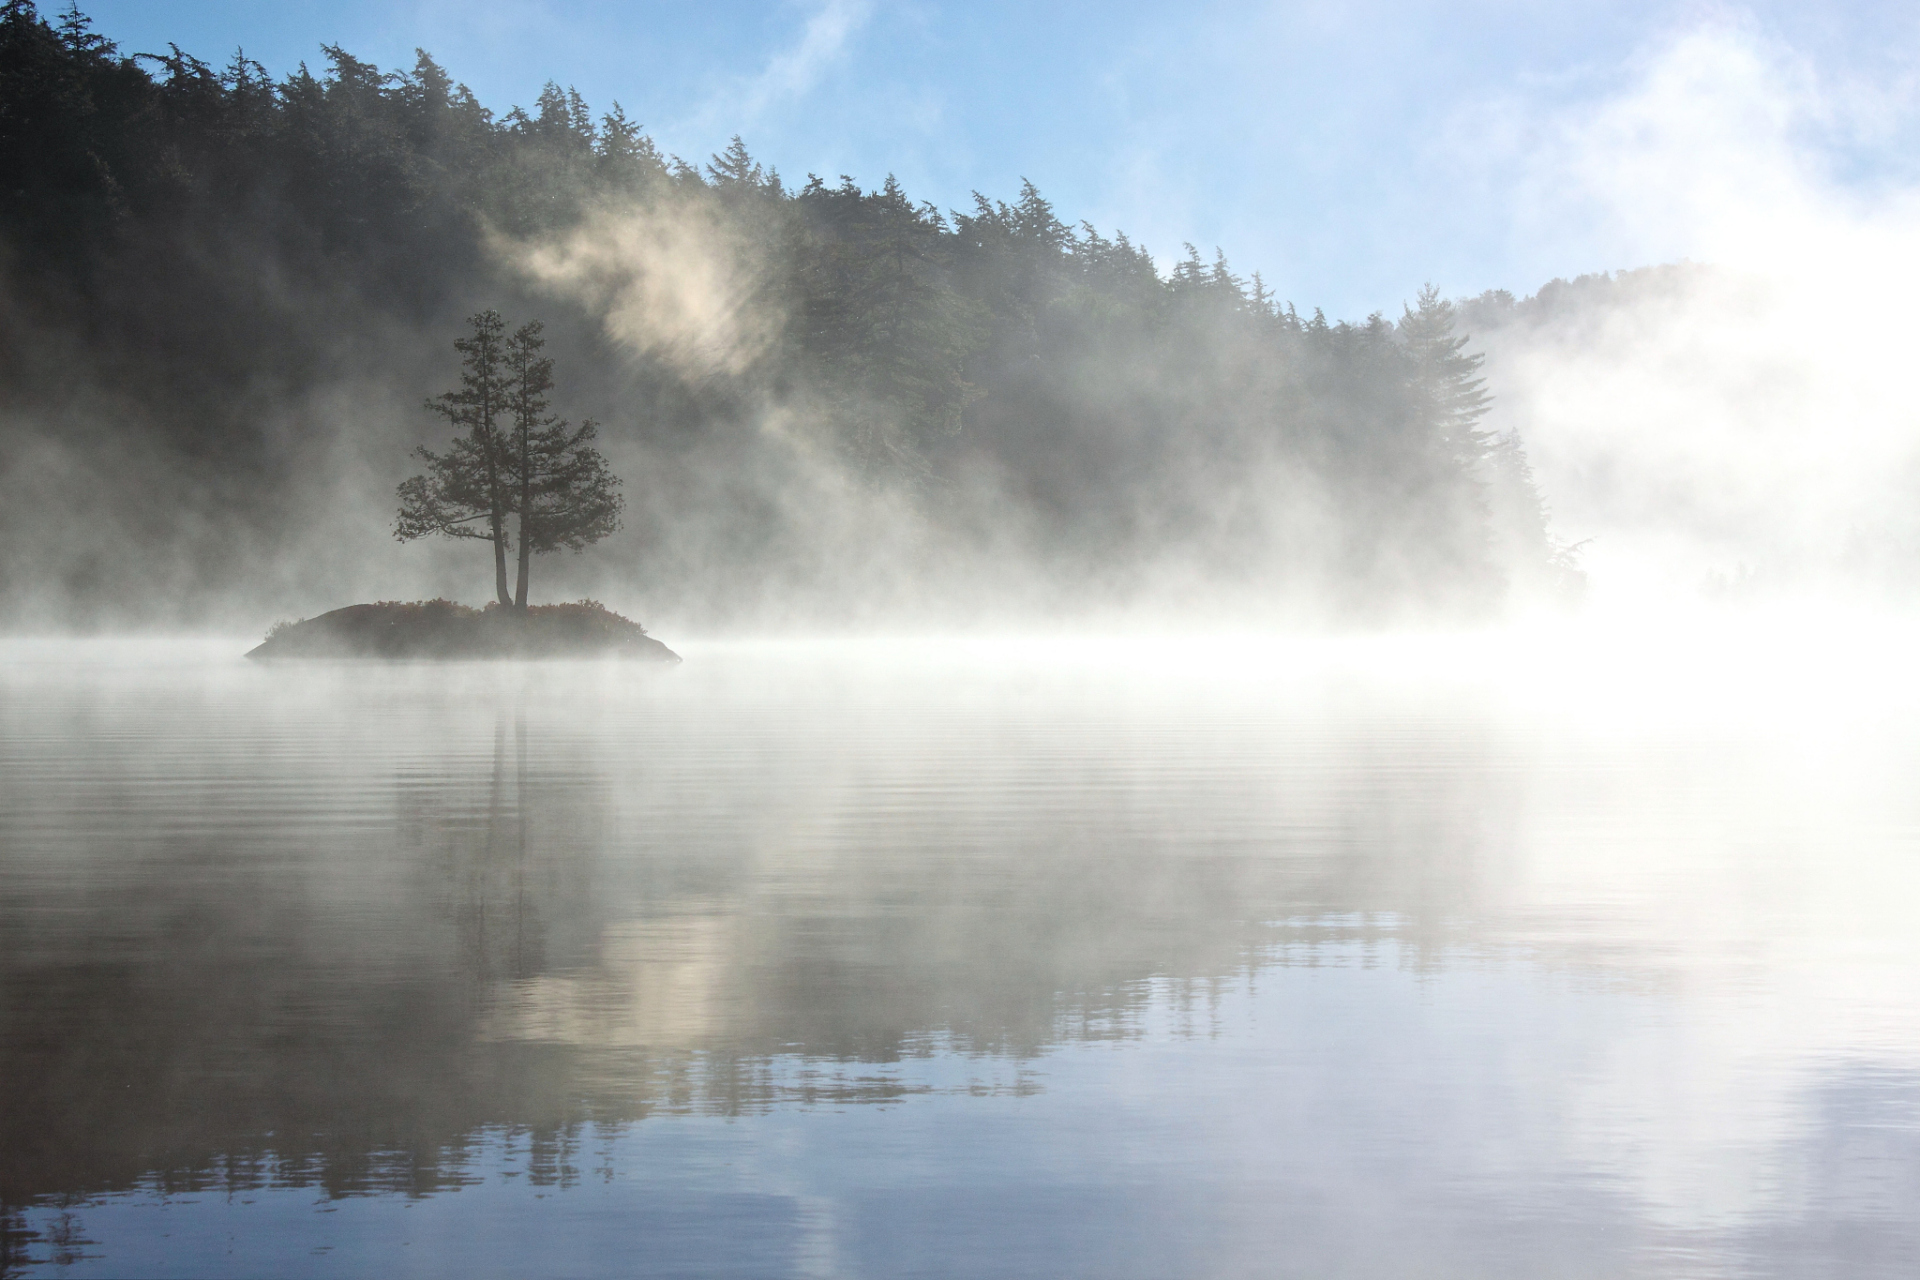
[674, 0, 875, 147]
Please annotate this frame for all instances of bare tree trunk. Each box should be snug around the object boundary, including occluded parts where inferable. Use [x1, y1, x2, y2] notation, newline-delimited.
[514, 516, 530, 610]
[492, 521, 511, 606]
[514, 419, 532, 611]
[481, 378, 512, 607]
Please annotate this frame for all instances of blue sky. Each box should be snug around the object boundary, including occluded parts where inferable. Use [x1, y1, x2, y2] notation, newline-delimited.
[69, 1, 1920, 318]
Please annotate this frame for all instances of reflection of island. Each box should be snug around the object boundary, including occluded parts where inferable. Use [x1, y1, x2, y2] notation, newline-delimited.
[0, 681, 1523, 1219]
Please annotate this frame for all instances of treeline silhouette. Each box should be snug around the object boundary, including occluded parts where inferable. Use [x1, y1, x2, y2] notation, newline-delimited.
[0, 2, 1577, 625]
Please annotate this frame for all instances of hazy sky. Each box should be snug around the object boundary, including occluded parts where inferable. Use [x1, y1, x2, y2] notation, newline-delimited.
[73, 0, 1920, 318]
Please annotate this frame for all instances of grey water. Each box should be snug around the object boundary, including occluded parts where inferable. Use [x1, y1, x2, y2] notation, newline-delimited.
[3, 633, 1918, 1279]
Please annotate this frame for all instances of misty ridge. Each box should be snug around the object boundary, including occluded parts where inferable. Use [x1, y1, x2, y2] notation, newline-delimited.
[3, 2, 1608, 633]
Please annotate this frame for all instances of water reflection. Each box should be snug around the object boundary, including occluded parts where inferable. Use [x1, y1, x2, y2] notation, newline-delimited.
[2, 636, 1918, 1277]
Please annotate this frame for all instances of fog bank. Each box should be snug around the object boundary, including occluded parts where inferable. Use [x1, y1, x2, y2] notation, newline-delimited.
[1456, 21, 1920, 613]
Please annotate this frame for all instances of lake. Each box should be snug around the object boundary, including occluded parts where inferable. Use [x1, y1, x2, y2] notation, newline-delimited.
[3, 630, 1917, 1278]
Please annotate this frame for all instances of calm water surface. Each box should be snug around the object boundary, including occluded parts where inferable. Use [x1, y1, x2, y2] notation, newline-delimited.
[2, 634, 1917, 1278]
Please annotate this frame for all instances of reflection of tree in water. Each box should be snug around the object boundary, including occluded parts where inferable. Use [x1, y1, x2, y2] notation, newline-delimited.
[0, 689, 1532, 1227]
[0, 1203, 83, 1276]
[404, 705, 568, 988]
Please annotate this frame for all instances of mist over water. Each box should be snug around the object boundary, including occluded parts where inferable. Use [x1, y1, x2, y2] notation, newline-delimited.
[4, 630, 1919, 1276]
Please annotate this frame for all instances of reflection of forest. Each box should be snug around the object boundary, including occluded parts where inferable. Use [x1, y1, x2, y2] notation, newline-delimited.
[0, 688, 1521, 1210]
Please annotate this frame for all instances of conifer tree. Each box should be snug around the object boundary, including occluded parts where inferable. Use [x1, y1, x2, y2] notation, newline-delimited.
[502, 320, 622, 608]
[596, 103, 666, 188]
[794, 173, 986, 469]
[396, 310, 516, 605]
[1397, 285, 1507, 605]
[1400, 284, 1492, 465]
[708, 134, 776, 193]
[399, 313, 620, 608]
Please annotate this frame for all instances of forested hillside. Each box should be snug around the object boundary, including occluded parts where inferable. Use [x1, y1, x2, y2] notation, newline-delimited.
[0, 2, 1578, 628]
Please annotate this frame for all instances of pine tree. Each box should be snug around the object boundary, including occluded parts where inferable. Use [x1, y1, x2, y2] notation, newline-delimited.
[707, 134, 769, 190]
[1400, 283, 1492, 465]
[397, 310, 516, 605]
[1010, 180, 1068, 254]
[596, 103, 665, 188]
[1485, 430, 1587, 604]
[53, 1, 108, 56]
[793, 173, 987, 472]
[502, 320, 622, 607]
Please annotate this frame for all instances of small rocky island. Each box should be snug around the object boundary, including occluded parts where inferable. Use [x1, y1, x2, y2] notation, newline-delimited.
[247, 599, 680, 662]
[248, 312, 681, 663]
[247, 312, 682, 663]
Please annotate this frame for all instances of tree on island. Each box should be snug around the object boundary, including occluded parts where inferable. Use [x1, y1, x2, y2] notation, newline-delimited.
[396, 311, 622, 608]
[502, 319, 622, 609]
[396, 310, 514, 603]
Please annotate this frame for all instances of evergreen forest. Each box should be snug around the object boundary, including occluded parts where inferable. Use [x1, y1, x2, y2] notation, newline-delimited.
[0, 2, 1579, 628]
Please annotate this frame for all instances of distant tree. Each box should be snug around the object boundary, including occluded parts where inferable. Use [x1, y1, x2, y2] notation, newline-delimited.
[595, 102, 666, 189]
[708, 133, 777, 193]
[1400, 283, 1492, 466]
[1484, 429, 1587, 604]
[1393, 285, 1502, 607]
[396, 310, 515, 605]
[501, 320, 623, 609]
[793, 173, 987, 471]
[53, 1, 107, 55]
